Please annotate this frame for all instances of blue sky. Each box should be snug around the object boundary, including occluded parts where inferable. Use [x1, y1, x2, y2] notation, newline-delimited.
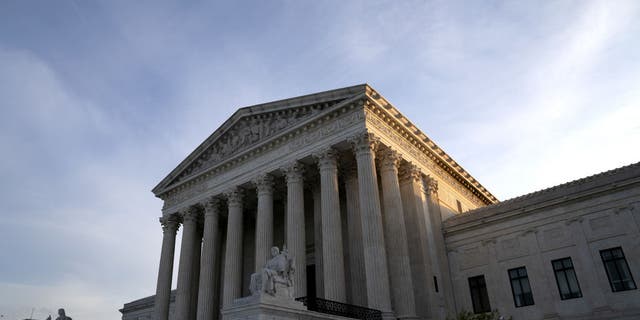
[1, 1, 639, 319]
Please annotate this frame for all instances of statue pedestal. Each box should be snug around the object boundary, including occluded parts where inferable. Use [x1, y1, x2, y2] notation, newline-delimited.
[222, 294, 348, 320]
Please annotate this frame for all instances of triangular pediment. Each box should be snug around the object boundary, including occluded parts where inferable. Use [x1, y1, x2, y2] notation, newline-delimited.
[153, 84, 367, 195]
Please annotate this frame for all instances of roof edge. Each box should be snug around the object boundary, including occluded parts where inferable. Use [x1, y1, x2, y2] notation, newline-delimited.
[444, 161, 640, 229]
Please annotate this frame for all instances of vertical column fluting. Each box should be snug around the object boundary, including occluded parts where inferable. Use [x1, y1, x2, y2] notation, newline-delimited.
[154, 215, 180, 320]
[399, 164, 436, 319]
[284, 161, 306, 297]
[175, 207, 200, 320]
[423, 177, 456, 314]
[222, 188, 244, 307]
[344, 162, 368, 306]
[379, 149, 417, 319]
[254, 174, 274, 271]
[312, 183, 324, 298]
[314, 147, 346, 302]
[349, 132, 392, 314]
[190, 224, 203, 320]
[197, 198, 222, 320]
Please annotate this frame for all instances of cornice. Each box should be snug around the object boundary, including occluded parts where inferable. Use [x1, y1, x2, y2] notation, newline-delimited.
[363, 86, 497, 205]
[443, 161, 640, 236]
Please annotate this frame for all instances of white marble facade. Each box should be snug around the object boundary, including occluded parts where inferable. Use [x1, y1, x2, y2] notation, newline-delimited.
[120, 85, 640, 320]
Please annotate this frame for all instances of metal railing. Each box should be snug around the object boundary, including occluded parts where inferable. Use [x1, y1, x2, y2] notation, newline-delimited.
[295, 296, 382, 320]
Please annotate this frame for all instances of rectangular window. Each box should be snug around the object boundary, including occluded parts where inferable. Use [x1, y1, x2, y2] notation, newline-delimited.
[468, 275, 491, 313]
[508, 267, 534, 307]
[600, 247, 637, 292]
[434, 276, 439, 293]
[552, 257, 582, 300]
[456, 200, 463, 213]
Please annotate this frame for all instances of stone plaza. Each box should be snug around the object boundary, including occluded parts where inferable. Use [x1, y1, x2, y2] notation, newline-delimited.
[120, 84, 640, 320]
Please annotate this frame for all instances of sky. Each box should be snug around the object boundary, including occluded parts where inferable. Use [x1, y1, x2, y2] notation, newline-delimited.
[1, 1, 639, 319]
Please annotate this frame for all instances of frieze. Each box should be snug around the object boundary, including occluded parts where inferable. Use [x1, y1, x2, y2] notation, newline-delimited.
[288, 110, 365, 150]
[364, 108, 487, 206]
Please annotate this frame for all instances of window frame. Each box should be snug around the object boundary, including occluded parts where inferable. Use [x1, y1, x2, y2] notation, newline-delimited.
[551, 257, 583, 300]
[468, 275, 491, 314]
[508, 266, 535, 307]
[600, 247, 637, 292]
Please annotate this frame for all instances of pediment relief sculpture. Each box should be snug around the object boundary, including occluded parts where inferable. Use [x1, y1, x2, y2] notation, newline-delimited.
[170, 101, 342, 186]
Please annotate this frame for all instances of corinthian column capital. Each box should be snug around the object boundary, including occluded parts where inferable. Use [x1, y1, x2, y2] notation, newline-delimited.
[180, 206, 201, 224]
[203, 197, 221, 217]
[314, 147, 338, 171]
[424, 176, 439, 194]
[253, 173, 274, 195]
[378, 148, 401, 172]
[159, 214, 181, 234]
[349, 132, 380, 155]
[225, 188, 244, 208]
[399, 163, 422, 183]
[283, 161, 304, 184]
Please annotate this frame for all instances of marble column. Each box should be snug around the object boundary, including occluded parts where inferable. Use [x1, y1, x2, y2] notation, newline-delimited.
[312, 184, 324, 298]
[423, 177, 456, 314]
[254, 174, 274, 272]
[190, 224, 203, 320]
[314, 147, 346, 302]
[399, 164, 436, 319]
[154, 214, 180, 320]
[223, 188, 244, 307]
[379, 149, 417, 319]
[197, 198, 222, 320]
[349, 132, 392, 313]
[344, 162, 367, 306]
[284, 161, 306, 297]
[175, 207, 201, 320]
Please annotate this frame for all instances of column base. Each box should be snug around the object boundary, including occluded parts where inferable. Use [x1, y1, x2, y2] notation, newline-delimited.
[381, 311, 396, 320]
[222, 293, 354, 320]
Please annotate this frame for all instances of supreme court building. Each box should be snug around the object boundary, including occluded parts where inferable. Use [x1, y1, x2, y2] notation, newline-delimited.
[121, 85, 640, 320]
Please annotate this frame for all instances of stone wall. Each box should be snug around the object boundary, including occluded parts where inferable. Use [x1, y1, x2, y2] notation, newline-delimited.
[444, 163, 640, 319]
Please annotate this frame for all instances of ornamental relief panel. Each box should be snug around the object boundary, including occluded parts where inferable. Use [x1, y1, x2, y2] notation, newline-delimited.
[172, 101, 343, 185]
[364, 109, 487, 206]
[288, 110, 365, 151]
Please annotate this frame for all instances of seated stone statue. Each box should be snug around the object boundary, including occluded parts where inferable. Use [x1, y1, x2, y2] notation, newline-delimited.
[250, 246, 295, 298]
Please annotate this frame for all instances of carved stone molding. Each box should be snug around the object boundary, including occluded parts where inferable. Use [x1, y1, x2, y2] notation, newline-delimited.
[565, 216, 584, 226]
[399, 163, 422, 183]
[348, 131, 380, 157]
[253, 173, 274, 195]
[161, 102, 365, 211]
[225, 188, 244, 208]
[159, 215, 181, 234]
[282, 161, 304, 184]
[364, 107, 491, 206]
[424, 175, 438, 195]
[181, 206, 202, 224]
[378, 148, 401, 172]
[173, 104, 335, 185]
[314, 147, 338, 171]
[481, 238, 497, 247]
[203, 197, 221, 217]
[521, 227, 539, 237]
[288, 108, 364, 151]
